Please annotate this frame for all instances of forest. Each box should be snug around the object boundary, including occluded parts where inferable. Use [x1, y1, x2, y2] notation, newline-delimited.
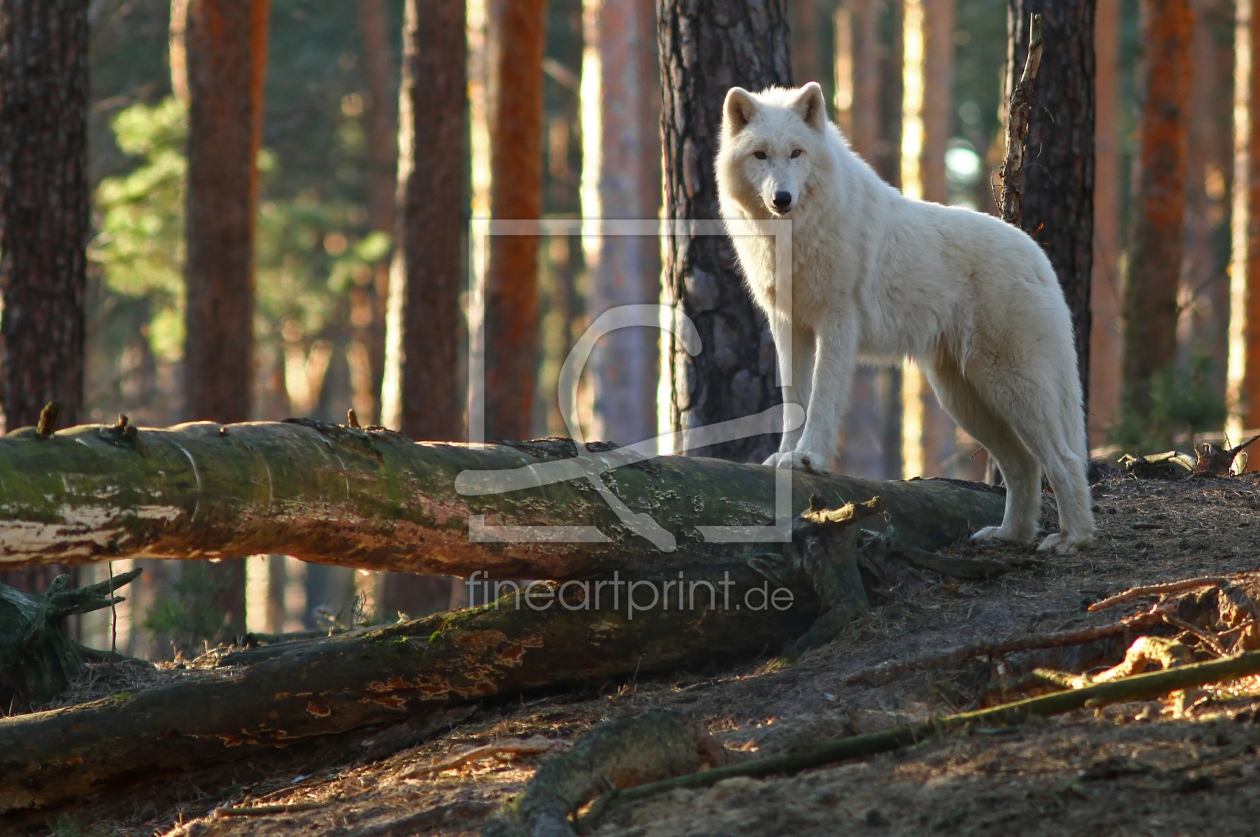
[5, 0, 1260, 835]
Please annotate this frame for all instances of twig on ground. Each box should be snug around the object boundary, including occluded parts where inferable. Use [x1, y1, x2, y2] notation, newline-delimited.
[1088, 576, 1238, 612]
[581, 650, 1260, 831]
[843, 605, 1172, 687]
[402, 737, 559, 779]
[212, 801, 331, 818]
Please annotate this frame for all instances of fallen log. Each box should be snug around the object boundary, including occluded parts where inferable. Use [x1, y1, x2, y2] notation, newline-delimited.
[0, 419, 1008, 812]
[0, 491, 1004, 814]
[0, 419, 1004, 579]
[0, 563, 816, 814]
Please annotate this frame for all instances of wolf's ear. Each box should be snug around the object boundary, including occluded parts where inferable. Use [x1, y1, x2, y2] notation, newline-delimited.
[724, 87, 758, 134]
[791, 82, 827, 132]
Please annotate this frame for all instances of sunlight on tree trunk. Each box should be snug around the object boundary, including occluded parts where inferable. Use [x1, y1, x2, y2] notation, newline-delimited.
[181, 0, 272, 637]
[354, 0, 398, 426]
[381, 0, 466, 442]
[1123, 0, 1191, 426]
[833, 0, 903, 480]
[377, 0, 467, 621]
[900, 0, 956, 479]
[1229, 0, 1260, 440]
[581, 0, 659, 448]
[1090, 0, 1122, 447]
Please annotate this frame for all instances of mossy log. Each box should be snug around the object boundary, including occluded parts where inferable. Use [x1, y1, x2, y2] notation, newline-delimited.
[0, 564, 816, 814]
[0, 419, 1003, 579]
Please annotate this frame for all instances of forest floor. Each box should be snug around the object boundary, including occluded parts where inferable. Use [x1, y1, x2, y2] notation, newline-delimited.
[14, 469, 1260, 837]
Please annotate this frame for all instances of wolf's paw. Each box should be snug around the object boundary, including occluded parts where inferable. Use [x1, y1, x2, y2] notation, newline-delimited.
[1036, 531, 1093, 555]
[971, 524, 1035, 546]
[769, 450, 830, 472]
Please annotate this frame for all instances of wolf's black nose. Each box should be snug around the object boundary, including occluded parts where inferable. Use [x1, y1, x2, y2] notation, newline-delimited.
[773, 190, 792, 210]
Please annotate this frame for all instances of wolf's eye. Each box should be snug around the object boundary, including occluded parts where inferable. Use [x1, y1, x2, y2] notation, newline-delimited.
[790, 149, 803, 159]
[753, 151, 767, 160]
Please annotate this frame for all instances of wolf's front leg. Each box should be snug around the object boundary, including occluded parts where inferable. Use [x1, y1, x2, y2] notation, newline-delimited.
[764, 322, 816, 465]
[775, 320, 856, 472]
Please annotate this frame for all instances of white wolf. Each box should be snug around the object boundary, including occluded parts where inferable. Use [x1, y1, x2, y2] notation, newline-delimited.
[715, 82, 1093, 554]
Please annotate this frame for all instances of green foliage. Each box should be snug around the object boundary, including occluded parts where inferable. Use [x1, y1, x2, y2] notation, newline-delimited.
[1111, 356, 1227, 452]
[92, 98, 188, 363]
[142, 562, 233, 653]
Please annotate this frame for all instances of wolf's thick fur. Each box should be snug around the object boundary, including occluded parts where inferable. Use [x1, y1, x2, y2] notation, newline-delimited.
[715, 82, 1093, 554]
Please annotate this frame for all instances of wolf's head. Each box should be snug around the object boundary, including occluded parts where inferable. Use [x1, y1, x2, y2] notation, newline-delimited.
[716, 82, 830, 218]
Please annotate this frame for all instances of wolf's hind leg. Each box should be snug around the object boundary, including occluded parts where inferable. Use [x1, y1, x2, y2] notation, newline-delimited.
[924, 354, 1040, 545]
[1000, 373, 1094, 554]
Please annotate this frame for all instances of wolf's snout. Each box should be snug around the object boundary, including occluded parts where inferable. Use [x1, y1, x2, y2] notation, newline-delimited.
[772, 190, 793, 211]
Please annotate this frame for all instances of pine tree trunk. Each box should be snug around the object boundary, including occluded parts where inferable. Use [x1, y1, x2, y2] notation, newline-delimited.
[483, 0, 549, 440]
[1182, 0, 1233, 410]
[0, 0, 88, 433]
[381, 0, 465, 443]
[376, 0, 469, 619]
[181, 0, 271, 636]
[1090, 0, 1122, 446]
[900, 0, 957, 480]
[1008, 0, 1096, 421]
[1229, 0, 1260, 436]
[353, 0, 398, 426]
[583, 0, 659, 448]
[833, 0, 903, 480]
[790, 0, 821, 86]
[0, 0, 90, 598]
[658, 0, 792, 463]
[1122, 0, 1192, 425]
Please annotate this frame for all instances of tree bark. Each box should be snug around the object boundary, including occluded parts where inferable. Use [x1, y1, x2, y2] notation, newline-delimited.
[658, 0, 792, 463]
[483, 0, 549, 440]
[1121, 0, 1192, 424]
[1089, 0, 1122, 446]
[381, 0, 465, 442]
[352, 0, 398, 427]
[0, 0, 89, 599]
[1182, 0, 1232, 415]
[0, 420, 1003, 579]
[181, 0, 271, 636]
[1007, 0, 1095, 422]
[0, 0, 88, 432]
[582, 0, 659, 448]
[1229, 0, 1260, 437]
